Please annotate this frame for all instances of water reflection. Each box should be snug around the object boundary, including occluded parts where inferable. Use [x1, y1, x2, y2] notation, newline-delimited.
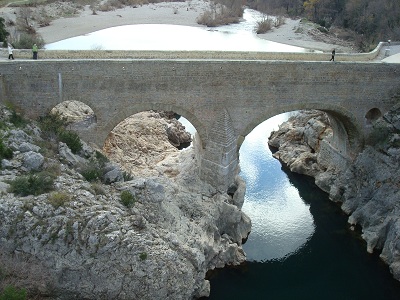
[240, 114, 315, 261]
[181, 113, 315, 262]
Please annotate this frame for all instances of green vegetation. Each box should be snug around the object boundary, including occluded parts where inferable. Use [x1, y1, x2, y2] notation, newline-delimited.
[139, 252, 147, 261]
[47, 191, 71, 208]
[79, 151, 109, 183]
[0, 285, 27, 300]
[0, 137, 13, 160]
[80, 160, 103, 182]
[122, 171, 133, 181]
[120, 190, 135, 208]
[9, 111, 27, 128]
[58, 130, 82, 154]
[37, 112, 69, 140]
[0, 16, 9, 46]
[12, 33, 45, 49]
[38, 113, 82, 154]
[8, 171, 55, 196]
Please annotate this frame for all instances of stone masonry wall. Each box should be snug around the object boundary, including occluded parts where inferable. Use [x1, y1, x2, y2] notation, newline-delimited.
[1, 57, 399, 191]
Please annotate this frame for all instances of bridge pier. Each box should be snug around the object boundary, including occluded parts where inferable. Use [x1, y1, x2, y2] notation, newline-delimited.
[199, 109, 239, 193]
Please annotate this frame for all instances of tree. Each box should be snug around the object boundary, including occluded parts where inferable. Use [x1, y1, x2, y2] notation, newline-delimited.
[0, 17, 10, 46]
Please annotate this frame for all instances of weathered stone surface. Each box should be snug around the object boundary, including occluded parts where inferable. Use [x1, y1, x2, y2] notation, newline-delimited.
[0, 106, 250, 299]
[102, 164, 123, 184]
[268, 106, 400, 281]
[22, 151, 44, 171]
[18, 142, 41, 153]
[269, 110, 332, 183]
[58, 142, 86, 166]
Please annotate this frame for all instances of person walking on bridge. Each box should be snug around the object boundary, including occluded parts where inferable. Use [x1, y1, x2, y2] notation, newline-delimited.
[7, 43, 14, 60]
[329, 48, 335, 61]
[32, 43, 38, 59]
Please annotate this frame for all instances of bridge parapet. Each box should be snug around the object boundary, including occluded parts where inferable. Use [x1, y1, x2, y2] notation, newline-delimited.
[0, 41, 390, 61]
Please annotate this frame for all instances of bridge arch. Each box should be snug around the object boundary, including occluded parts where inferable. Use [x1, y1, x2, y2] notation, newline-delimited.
[238, 102, 363, 159]
[81, 102, 207, 151]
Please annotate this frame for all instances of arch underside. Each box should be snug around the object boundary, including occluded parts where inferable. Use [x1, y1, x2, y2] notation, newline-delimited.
[240, 103, 364, 159]
[70, 101, 207, 150]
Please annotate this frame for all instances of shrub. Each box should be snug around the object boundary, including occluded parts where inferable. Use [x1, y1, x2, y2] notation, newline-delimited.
[58, 130, 82, 154]
[255, 16, 273, 34]
[37, 113, 68, 139]
[91, 183, 106, 195]
[48, 191, 70, 208]
[95, 150, 109, 167]
[38, 112, 83, 153]
[9, 111, 27, 128]
[8, 171, 55, 196]
[139, 252, 147, 261]
[79, 152, 110, 183]
[80, 166, 102, 182]
[120, 190, 135, 208]
[13, 33, 45, 49]
[0, 285, 27, 300]
[0, 138, 13, 160]
[122, 171, 133, 181]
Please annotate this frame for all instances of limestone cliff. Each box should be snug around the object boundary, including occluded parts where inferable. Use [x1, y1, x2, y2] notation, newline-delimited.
[268, 105, 400, 281]
[0, 106, 251, 299]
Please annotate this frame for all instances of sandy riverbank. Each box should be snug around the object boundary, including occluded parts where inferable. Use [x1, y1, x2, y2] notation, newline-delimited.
[0, 0, 356, 53]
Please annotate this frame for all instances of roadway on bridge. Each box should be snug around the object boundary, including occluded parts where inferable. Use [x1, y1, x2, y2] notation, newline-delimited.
[1, 44, 400, 62]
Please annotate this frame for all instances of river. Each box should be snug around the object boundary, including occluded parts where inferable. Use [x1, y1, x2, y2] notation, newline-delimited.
[46, 8, 400, 299]
[205, 115, 400, 299]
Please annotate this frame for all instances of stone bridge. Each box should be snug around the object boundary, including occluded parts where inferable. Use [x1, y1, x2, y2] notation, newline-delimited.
[1, 55, 399, 192]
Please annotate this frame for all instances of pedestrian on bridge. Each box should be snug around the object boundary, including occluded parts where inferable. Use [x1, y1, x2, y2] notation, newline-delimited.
[330, 48, 335, 61]
[32, 43, 38, 60]
[7, 43, 14, 60]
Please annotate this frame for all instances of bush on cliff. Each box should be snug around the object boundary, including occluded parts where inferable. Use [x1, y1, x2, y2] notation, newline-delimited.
[58, 130, 82, 154]
[47, 191, 71, 209]
[7, 171, 55, 196]
[120, 190, 135, 208]
[0, 138, 13, 160]
[38, 113, 82, 154]
[0, 285, 26, 300]
[79, 151, 109, 182]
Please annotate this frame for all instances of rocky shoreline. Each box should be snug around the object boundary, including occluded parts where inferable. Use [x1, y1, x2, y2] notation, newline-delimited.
[0, 107, 251, 299]
[268, 104, 400, 281]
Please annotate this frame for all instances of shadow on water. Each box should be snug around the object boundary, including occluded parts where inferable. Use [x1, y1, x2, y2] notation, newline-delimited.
[205, 162, 400, 300]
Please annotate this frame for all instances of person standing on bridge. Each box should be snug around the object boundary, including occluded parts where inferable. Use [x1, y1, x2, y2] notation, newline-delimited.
[7, 43, 14, 60]
[32, 43, 38, 60]
[329, 48, 335, 61]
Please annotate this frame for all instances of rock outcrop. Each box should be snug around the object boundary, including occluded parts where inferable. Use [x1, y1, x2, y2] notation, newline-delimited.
[0, 106, 250, 299]
[269, 110, 338, 193]
[268, 106, 400, 281]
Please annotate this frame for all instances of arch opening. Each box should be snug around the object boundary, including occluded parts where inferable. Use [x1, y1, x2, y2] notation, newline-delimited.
[238, 111, 316, 262]
[365, 108, 382, 126]
[239, 104, 363, 160]
[50, 100, 97, 129]
[102, 110, 199, 179]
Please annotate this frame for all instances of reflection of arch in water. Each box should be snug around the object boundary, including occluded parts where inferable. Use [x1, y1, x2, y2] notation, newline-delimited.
[50, 100, 97, 129]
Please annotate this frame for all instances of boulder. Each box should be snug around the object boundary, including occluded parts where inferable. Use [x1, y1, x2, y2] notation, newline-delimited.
[22, 151, 44, 171]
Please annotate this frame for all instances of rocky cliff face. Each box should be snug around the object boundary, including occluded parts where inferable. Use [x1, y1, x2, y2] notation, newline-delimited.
[0, 106, 251, 299]
[268, 105, 400, 281]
